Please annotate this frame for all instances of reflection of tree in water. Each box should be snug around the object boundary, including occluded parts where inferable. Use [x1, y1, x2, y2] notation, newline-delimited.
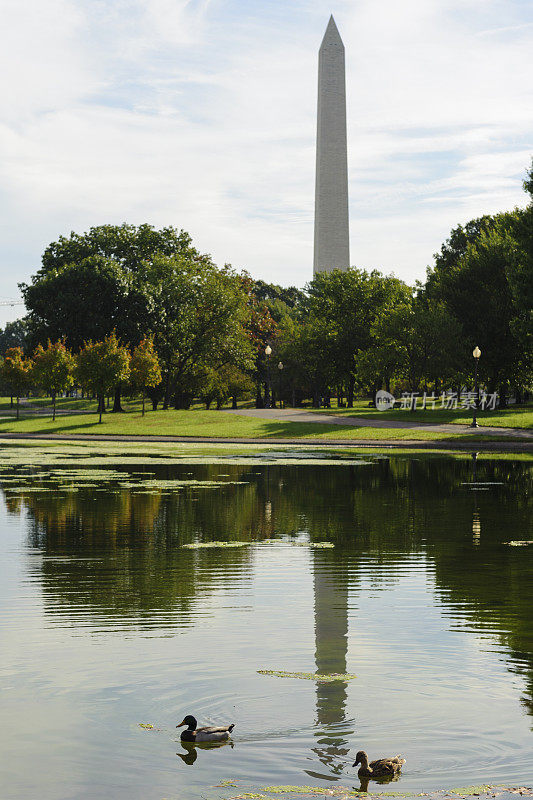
[421, 459, 533, 723]
[10, 463, 260, 626]
[5, 455, 533, 718]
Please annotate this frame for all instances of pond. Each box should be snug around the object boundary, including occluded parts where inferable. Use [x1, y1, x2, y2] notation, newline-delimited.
[0, 446, 532, 800]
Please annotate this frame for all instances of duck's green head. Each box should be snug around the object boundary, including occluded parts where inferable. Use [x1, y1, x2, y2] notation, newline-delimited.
[177, 715, 197, 730]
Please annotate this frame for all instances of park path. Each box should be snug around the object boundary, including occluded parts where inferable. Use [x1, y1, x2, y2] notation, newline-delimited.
[222, 407, 533, 439]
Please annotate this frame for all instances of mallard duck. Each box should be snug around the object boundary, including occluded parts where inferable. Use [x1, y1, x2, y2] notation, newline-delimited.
[353, 751, 405, 779]
[177, 715, 234, 743]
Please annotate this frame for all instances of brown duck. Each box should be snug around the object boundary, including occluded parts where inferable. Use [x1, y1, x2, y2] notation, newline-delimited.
[353, 750, 405, 779]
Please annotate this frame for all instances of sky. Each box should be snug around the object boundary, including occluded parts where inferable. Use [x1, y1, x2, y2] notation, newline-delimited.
[1, 0, 532, 326]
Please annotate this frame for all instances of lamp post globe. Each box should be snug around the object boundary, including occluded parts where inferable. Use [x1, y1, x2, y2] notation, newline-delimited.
[471, 346, 481, 428]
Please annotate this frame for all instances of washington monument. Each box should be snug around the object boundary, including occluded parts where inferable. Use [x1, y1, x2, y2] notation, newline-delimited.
[313, 16, 350, 275]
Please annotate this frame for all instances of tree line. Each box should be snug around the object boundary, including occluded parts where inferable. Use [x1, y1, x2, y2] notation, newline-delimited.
[1, 335, 161, 422]
[1, 161, 532, 414]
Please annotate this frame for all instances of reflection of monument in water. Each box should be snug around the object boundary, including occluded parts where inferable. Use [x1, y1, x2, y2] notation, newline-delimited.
[307, 551, 353, 780]
[314, 16, 350, 275]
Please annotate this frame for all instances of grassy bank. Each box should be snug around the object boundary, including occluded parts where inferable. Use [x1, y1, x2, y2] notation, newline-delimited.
[2, 396, 531, 429]
[0, 407, 528, 442]
[307, 399, 533, 428]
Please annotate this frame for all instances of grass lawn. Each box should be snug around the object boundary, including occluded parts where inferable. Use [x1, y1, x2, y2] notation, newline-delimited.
[0, 406, 528, 442]
[3, 396, 530, 429]
[306, 399, 533, 429]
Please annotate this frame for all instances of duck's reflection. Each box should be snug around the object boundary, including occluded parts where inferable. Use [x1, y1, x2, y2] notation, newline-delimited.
[177, 740, 233, 766]
[356, 773, 401, 792]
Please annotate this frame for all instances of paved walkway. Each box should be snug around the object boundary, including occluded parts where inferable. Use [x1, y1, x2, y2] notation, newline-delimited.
[222, 407, 533, 439]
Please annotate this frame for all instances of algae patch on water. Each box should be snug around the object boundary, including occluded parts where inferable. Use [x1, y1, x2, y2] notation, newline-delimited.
[257, 670, 356, 682]
[182, 541, 250, 549]
[504, 540, 533, 546]
[292, 541, 334, 548]
[218, 784, 533, 800]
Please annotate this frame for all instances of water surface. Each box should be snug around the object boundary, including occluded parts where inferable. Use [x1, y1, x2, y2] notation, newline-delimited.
[0, 449, 532, 799]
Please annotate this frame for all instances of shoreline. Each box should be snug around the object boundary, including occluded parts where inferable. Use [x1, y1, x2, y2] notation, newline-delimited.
[0, 432, 531, 453]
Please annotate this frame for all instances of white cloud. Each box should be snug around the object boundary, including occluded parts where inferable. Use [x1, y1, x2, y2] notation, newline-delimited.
[0, 0, 532, 326]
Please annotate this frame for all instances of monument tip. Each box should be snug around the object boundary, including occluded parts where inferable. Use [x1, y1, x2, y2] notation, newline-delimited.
[321, 14, 343, 47]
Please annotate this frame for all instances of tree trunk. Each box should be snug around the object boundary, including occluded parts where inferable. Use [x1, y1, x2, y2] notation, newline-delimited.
[255, 383, 264, 409]
[163, 373, 171, 410]
[98, 394, 104, 423]
[112, 384, 124, 413]
[16, 395, 19, 420]
[10, 395, 13, 409]
[232, 395, 237, 409]
[53, 392, 56, 422]
[142, 388, 145, 417]
[499, 382, 508, 409]
[347, 376, 355, 408]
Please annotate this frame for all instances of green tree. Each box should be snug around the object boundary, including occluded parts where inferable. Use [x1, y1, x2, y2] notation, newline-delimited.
[359, 296, 465, 397]
[144, 256, 254, 409]
[277, 316, 338, 407]
[20, 224, 198, 412]
[524, 159, 533, 197]
[506, 163, 533, 362]
[21, 256, 154, 353]
[0, 347, 33, 419]
[201, 365, 253, 409]
[39, 223, 200, 274]
[240, 274, 278, 407]
[130, 338, 162, 416]
[305, 269, 411, 405]
[427, 226, 527, 402]
[0, 319, 28, 356]
[76, 333, 131, 423]
[32, 339, 76, 421]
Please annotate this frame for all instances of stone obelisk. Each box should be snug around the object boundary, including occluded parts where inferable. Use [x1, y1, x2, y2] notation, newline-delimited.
[313, 16, 350, 275]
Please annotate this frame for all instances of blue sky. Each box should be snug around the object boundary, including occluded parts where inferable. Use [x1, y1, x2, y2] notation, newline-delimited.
[1, 0, 532, 325]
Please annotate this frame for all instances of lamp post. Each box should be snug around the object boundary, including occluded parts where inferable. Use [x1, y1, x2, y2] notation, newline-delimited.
[471, 346, 481, 428]
[265, 345, 272, 408]
[278, 361, 284, 408]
